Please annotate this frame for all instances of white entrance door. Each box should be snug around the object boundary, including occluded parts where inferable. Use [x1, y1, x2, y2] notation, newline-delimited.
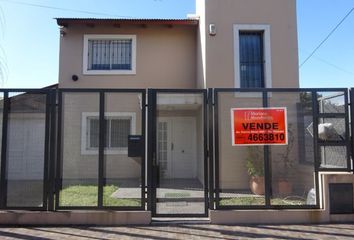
[157, 117, 197, 179]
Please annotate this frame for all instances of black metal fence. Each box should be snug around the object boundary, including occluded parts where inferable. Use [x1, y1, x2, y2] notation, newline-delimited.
[56, 89, 146, 211]
[209, 88, 351, 210]
[0, 88, 351, 212]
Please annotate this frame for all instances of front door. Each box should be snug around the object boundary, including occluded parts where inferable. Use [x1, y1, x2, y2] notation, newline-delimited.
[150, 90, 208, 217]
[157, 117, 197, 179]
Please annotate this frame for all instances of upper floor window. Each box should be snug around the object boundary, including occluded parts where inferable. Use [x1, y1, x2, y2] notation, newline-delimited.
[239, 31, 264, 88]
[83, 35, 136, 75]
[234, 25, 272, 89]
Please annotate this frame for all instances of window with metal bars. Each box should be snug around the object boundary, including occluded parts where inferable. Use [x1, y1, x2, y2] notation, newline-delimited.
[87, 39, 132, 71]
[239, 31, 265, 88]
[87, 117, 132, 150]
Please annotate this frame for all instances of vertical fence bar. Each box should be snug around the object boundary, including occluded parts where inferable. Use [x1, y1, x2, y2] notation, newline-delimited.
[208, 88, 215, 210]
[48, 89, 57, 211]
[147, 89, 154, 212]
[141, 90, 146, 209]
[351, 89, 354, 172]
[262, 90, 271, 207]
[55, 90, 63, 210]
[203, 90, 209, 215]
[0, 91, 8, 208]
[214, 89, 220, 209]
[98, 91, 105, 208]
[312, 90, 321, 208]
[42, 91, 51, 210]
[344, 90, 351, 171]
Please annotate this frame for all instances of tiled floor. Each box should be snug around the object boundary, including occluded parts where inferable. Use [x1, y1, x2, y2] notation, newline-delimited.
[0, 223, 353, 239]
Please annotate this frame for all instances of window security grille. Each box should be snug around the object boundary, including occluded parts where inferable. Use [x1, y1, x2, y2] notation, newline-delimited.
[239, 32, 264, 88]
[87, 117, 131, 149]
[88, 39, 132, 70]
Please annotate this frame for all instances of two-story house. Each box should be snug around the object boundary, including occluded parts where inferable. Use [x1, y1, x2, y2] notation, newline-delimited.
[1, 0, 348, 225]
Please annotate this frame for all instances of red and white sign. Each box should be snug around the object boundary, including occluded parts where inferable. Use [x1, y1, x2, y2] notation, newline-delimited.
[231, 107, 288, 146]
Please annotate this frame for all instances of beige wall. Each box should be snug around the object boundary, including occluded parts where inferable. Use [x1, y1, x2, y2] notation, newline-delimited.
[58, 24, 197, 88]
[197, 0, 299, 88]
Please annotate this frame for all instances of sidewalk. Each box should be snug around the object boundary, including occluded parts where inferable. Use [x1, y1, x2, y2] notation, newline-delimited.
[0, 223, 353, 239]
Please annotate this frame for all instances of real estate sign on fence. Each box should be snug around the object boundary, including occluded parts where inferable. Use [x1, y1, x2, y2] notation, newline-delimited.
[231, 107, 288, 146]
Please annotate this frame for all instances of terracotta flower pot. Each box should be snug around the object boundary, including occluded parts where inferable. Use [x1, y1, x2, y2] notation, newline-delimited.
[249, 176, 265, 195]
[277, 180, 293, 196]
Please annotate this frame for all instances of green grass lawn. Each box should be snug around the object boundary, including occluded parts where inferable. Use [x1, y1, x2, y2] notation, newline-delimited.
[59, 185, 141, 207]
[220, 196, 305, 206]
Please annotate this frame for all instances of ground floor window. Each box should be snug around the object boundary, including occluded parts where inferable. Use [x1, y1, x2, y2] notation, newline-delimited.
[81, 112, 136, 154]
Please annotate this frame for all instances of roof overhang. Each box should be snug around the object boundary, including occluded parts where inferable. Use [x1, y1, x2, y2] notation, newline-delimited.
[56, 18, 199, 28]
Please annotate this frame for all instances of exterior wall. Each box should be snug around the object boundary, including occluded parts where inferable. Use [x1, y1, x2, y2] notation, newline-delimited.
[197, 0, 299, 88]
[0, 211, 151, 225]
[196, 0, 206, 89]
[58, 25, 197, 89]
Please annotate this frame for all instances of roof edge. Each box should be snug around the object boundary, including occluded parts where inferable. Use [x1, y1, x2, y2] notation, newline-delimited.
[56, 18, 199, 27]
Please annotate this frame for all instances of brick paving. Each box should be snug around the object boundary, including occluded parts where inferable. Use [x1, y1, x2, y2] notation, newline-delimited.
[0, 223, 353, 239]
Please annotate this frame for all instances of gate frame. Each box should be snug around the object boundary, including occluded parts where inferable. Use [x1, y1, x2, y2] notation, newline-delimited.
[55, 89, 146, 211]
[147, 89, 209, 218]
[350, 88, 354, 174]
[210, 88, 351, 211]
[0, 89, 53, 210]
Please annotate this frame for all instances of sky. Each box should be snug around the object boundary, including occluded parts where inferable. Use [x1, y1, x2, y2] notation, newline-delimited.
[0, 0, 353, 88]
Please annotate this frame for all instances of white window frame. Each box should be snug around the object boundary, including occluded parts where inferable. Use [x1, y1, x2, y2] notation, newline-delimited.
[83, 34, 137, 75]
[81, 112, 136, 155]
[233, 24, 272, 89]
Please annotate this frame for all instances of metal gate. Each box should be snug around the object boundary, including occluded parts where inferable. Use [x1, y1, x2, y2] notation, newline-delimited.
[55, 89, 146, 211]
[0, 87, 351, 213]
[147, 89, 208, 217]
[209, 88, 352, 210]
[0, 89, 54, 210]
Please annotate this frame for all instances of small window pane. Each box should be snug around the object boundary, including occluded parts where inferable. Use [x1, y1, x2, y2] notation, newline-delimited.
[320, 146, 347, 169]
[89, 118, 99, 148]
[318, 118, 346, 142]
[89, 40, 111, 70]
[317, 92, 346, 114]
[111, 40, 132, 70]
[111, 119, 131, 148]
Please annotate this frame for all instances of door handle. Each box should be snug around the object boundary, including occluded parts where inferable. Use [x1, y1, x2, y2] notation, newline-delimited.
[171, 143, 174, 151]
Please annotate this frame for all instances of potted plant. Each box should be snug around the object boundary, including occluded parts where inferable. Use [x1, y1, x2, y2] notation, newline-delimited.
[245, 147, 265, 195]
[276, 124, 295, 196]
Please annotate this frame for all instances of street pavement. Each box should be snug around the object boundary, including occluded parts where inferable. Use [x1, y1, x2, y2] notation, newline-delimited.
[0, 223, 353, 239]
